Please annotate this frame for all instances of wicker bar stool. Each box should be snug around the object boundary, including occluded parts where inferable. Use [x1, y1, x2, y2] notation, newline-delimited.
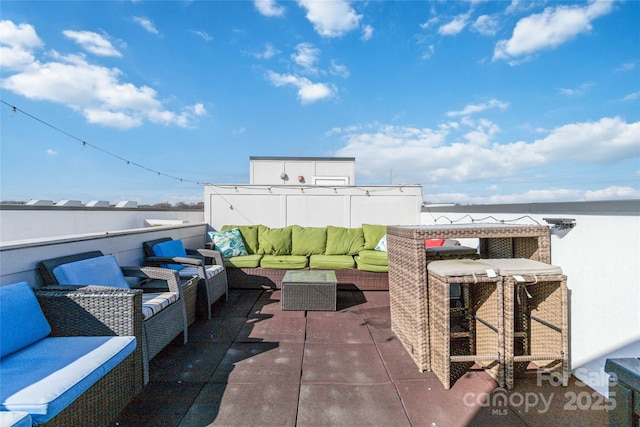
[484, 258, 569, 390]
[427, 259, 505, 389]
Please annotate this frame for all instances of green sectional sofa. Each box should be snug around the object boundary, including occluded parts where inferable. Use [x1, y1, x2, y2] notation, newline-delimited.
[208, 224, 389, 291]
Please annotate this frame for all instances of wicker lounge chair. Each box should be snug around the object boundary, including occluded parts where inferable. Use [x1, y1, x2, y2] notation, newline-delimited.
[143, 238, 228, 319]
[38, 251, 189, 385]
[17, 283, 143, 425]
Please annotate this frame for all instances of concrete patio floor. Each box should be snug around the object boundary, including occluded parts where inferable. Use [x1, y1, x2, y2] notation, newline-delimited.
[112, 289, 610, 426]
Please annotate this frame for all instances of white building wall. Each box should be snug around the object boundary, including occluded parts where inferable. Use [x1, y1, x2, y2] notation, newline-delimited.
[249, 157, 355, 185]
[421, 208, 640, 398]
[205, 184, 422, 230]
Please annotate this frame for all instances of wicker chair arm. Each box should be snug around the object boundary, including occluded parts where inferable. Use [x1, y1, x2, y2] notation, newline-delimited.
[193, 248, 224, 266]
[184, 249, 206, 263]
[121, 266, 182, 294]
[35, 286, 143, 338]
[144, 255, 204, 267]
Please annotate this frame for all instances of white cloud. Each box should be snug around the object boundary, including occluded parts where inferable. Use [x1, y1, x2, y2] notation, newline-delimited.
[0, 20, 43, 70]
[1, 21, 205, 130]
[254, 0, 285, 17]
[420, 17, 439, 29]
[438, 13, 471, 36]
[425, 186, 640, 204]
[192, 30, 213, 41]
[557, 82, 594, 96]
[133, 17, 160, 35]
[266, 71, 334, 104]
[63, 30, 122, 57]
[253, 43, 279, 59]
[46, 149, 58, 156]
[297, 0, 361, 37]
[530, 117, 640, 163]
[330, 60, 350, 78]
[614, 62, 636, 72]
[622, 91, 640, 101]
[333, 117, 639, 190]
[472, 14, 499, 36]
[446, 99, 509, 117]
[493, 1, 613, 62]
[361, 25, 373, 41]
[292, 42, 320, 74]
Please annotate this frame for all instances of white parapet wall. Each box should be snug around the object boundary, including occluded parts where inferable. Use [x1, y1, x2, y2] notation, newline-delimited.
[204, 184, 423, 230]
[421, 200, 640, 398]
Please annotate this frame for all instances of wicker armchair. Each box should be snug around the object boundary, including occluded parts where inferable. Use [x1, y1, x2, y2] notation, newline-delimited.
[38, 251, 189, 385]
[143, 238, 228, 319]
[33, 285, 143, 425]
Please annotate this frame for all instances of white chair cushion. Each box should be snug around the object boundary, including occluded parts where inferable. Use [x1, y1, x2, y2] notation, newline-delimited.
[179, 265, 224, 280]
[141, 292, 179, 320]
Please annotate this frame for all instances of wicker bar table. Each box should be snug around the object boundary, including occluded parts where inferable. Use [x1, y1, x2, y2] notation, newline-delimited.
[387, 224, 550, 372]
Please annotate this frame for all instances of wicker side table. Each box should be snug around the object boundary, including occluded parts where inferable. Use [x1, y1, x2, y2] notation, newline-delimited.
[427, 259, 505, 389]
[281, 270, 337, 311]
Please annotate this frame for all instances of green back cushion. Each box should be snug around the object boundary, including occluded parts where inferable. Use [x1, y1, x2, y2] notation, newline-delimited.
[325, 226, 364, 255]
[221, 225, 260, 254]
[257, 226, 292, 255]
[362, 224, 387, 250]
[291, 225, 327, 256]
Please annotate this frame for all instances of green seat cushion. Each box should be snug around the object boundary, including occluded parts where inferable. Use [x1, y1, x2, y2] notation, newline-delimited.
[221, 225, 261, 255]
[362, 224, 387, 250]
[291, 226, 326, 256]
[260, 255, 308, 269]
[357, 249, 388, 266]
[224, 254, 263, 268]
[325, 226, 364, 255]
[354, 257, 389, 273]
[309, 255, 355, 270]
[257, 226, 292, 255]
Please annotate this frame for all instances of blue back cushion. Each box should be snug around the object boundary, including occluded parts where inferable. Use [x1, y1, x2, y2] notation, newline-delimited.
[152, 240, 187, 271]
[52, 255, 130, 289]
[0, 282, 52, 358]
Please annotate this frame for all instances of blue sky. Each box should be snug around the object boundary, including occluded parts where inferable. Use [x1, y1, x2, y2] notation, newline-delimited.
[1, 0, 638, 205]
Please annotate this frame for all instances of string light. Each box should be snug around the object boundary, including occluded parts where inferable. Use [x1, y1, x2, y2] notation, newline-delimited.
[1, 100, 206, 187]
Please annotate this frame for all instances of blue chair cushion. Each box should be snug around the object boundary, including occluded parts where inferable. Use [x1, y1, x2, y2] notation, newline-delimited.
[151, 240, 187, 271]
[0, 335, 136, 424]
[52, 255, 130, 289]
[0, 282, 52, 358]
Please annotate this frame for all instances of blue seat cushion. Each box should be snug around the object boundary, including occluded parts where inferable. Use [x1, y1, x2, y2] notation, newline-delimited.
[152, 240, 187, 271]
[52, 255, 130, 289]
[0, 282, 52, 358]
[0, 335, 136, 424]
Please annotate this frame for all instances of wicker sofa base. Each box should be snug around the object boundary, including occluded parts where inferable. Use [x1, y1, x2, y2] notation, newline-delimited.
[226, 267, 388, 291]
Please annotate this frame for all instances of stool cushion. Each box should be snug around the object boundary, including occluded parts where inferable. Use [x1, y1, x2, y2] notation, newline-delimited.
[483, 258, 563, 275]
[427, 259, 496, 277]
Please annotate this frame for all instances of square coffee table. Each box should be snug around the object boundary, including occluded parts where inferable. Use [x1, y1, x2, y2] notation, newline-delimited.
[281, 270, 337, 311]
